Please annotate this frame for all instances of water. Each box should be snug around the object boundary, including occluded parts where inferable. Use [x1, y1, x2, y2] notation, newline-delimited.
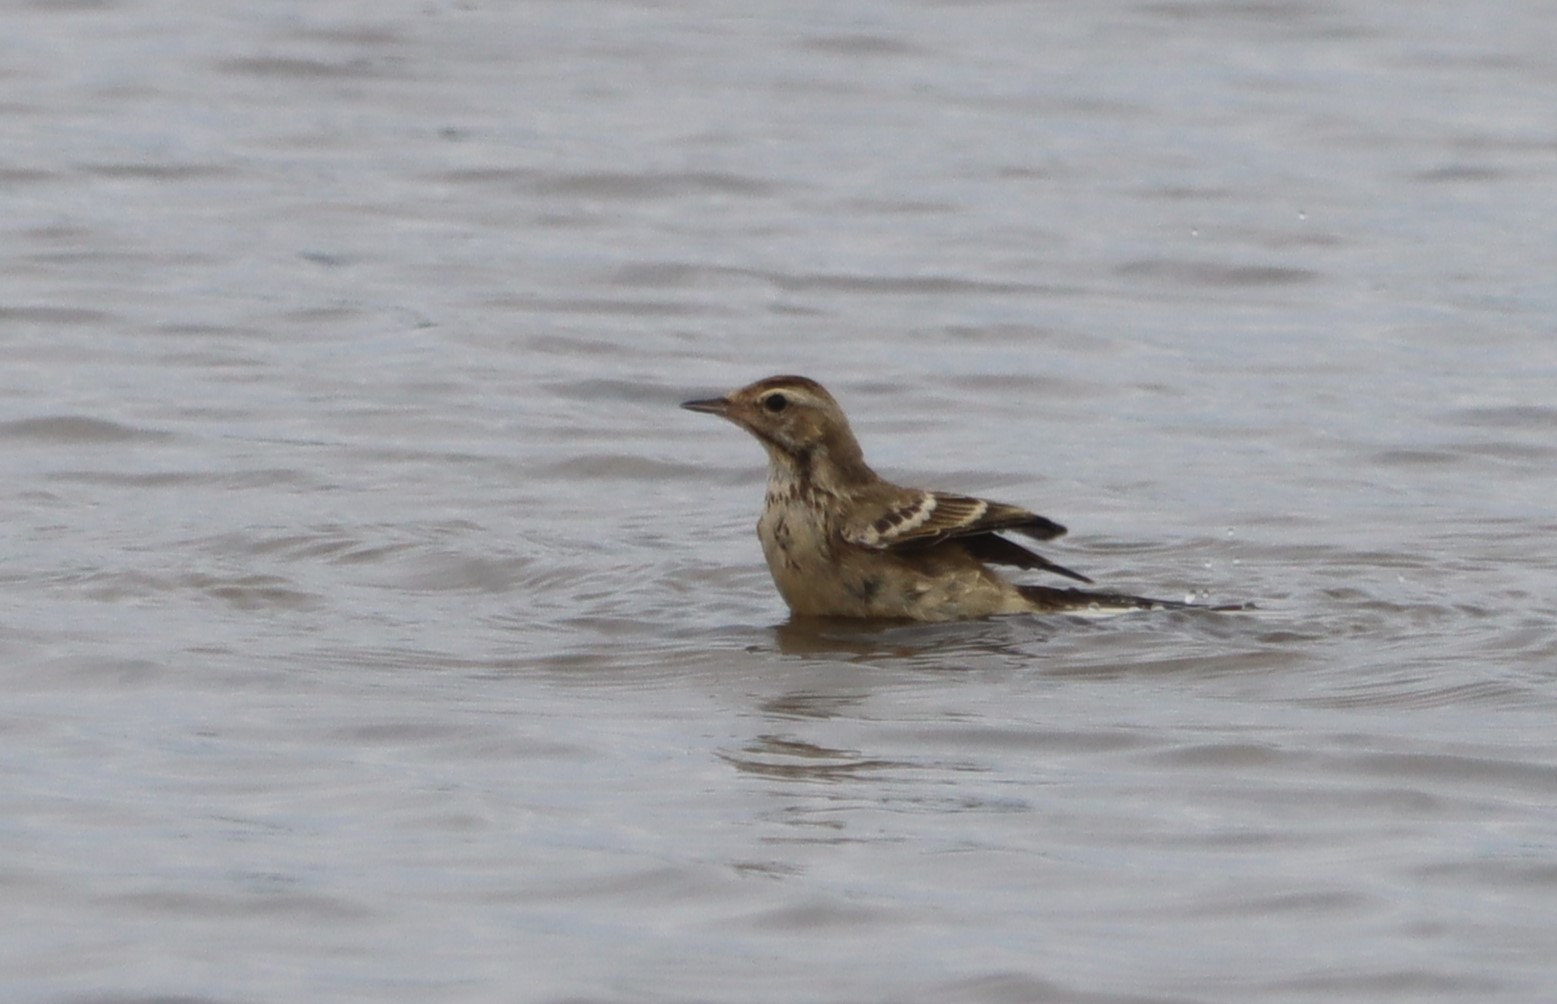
[4, 1, 1557, 1001]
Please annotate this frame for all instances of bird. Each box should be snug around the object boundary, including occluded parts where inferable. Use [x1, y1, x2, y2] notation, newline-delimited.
[682, 375, 1238, 621]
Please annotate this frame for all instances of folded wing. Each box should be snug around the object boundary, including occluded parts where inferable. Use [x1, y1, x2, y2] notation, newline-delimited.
[843, 490, 1093, 584]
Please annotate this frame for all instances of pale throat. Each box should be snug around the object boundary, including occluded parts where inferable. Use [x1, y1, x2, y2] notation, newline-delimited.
[761, 443, 808, 493]
[767, 442, 869, 507]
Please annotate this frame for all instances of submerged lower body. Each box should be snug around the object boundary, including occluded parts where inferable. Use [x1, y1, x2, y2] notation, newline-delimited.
[766, 542, 1247, 621]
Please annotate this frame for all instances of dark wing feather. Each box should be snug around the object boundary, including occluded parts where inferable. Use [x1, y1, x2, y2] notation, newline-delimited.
[959, 534, 1094, 584]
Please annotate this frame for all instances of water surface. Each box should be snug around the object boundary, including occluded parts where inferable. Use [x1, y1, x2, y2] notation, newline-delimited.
[4, 1, 1557, 1002]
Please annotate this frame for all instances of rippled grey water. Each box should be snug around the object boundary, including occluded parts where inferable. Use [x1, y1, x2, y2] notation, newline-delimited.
[5, 1, 1557, 1002]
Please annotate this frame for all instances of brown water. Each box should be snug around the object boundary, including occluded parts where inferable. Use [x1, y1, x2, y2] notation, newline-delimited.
[5, 1, 1557, 1002]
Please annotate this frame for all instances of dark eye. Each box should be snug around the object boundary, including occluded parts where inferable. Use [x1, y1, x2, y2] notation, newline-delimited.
[763, 393, 789, 413]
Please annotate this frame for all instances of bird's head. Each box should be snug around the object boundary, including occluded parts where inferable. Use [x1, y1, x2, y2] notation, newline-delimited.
[682, 375, 869, 480]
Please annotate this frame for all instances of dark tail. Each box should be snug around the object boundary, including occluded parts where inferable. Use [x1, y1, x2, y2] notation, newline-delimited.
[1019, 584, 1252, 613]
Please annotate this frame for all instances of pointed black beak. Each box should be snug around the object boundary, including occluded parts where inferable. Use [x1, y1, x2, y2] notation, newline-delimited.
[681, 396, 731, 415]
